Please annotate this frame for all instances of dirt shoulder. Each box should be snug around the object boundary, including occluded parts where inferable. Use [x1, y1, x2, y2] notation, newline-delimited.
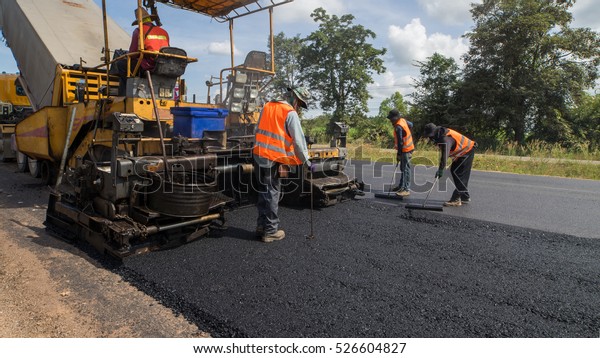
[0, 165, 208, 338]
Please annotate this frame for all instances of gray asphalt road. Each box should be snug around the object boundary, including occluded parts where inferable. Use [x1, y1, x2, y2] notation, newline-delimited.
[346, 160, 600, 239]
[2, 160, 599, 338]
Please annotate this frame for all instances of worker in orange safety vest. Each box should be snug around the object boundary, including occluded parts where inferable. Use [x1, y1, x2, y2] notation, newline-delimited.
[387, 109, 414, 197]
[129, 7, 170, 72]
[423, 123, 476, 207]
[253, 86, 314, 243]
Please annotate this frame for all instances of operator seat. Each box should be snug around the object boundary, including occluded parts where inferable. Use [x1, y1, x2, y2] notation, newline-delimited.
[243, 51, 267, 70]
[152, 47, 188, 77]
[228, 51, 268, 113]
[121, 47, 188, 100]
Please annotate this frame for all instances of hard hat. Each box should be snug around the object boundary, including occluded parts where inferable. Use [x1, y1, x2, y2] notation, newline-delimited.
[423, 123, 438, 137]
[132, 7, 157, 26]
[386, 109, 402, 121]
[287, 86, 311, 109]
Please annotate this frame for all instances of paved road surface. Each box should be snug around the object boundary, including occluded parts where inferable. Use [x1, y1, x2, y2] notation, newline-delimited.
[346, 160, 600, 239]
[2, 161, 599, 338]
[123, 200, 600, 337]
[119, 161, 600, 337]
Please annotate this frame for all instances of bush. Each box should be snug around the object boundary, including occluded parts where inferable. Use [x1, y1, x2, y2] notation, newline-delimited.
[487, 139, 600, 160]
[302, 115, 330, 144]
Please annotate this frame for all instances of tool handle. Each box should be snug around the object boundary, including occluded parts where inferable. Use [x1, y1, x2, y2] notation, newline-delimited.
[310, 169, 314, 233]
[387, 161, 400, 195]
[422, 176, 438, 207]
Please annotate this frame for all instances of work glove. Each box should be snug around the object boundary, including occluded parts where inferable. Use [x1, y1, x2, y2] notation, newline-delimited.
[306, 162, 317, 173]
[435, 168, 444, 179]
[396, 153, 402, 162]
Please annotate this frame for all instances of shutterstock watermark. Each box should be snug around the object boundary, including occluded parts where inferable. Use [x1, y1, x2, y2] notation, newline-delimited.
[122, 144, 463, 196]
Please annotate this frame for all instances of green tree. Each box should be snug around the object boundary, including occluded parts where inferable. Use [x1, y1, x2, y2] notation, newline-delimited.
[269, 32, 304, 92]
[411, 53, 462, 135]
[302, 115, 330, 143]
[378, 92, 409, 118]
[569, 92, 600, 151]
[461, 0, 600, 145]
[299, 8, 386, 134]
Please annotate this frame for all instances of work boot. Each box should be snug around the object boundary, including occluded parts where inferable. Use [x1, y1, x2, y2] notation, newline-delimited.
[262, 230, 285, 243]
[461, 197, 471, 204]
[444, 199, 462, 207]
[255, 226, 264, 237]
[395, 190, 410, 197]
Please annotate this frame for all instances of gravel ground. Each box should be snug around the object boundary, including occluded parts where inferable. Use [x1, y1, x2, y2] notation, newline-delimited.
[0, 164, 207, 338]
[121, 199, 600, 338]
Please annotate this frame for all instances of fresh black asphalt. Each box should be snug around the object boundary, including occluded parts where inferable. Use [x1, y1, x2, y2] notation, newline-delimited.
[120, 199, 600, 338]
[2, 161, 598, 338]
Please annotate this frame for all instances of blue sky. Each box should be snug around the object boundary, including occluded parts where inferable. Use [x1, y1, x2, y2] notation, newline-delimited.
[1, 0, 599, 115]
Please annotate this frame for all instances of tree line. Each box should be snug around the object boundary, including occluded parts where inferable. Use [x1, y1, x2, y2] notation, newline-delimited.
[269, 1, 600, 152]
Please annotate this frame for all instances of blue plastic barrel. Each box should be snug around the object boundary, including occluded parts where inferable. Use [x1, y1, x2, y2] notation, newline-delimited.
[171, 107, 228, 138]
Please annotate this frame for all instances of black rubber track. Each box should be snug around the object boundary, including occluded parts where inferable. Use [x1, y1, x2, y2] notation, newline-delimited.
[119, 199, 600, 338]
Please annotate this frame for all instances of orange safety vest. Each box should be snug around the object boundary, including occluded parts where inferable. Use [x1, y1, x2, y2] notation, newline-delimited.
[393, 118, 414, 153]
[447, 129, 475, 158]
[143, 24, 169, 51]
[253, 101, 302, 165]
[129, 24, 170, 71]
[129, 24, 170, 52]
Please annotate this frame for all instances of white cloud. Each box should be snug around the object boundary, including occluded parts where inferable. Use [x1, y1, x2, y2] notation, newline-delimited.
[417, 0, 479, 26]
[371, 72, 414, 97]
[207, 41, 240, 56]
[276, 0, 345, 24]
[571, 0, 600, 31]
[365, 72, 415, 113]
[388, 18, 469, 67]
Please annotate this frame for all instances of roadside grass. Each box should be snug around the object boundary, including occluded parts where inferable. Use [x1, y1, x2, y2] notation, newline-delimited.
[346, 141, 600, 181]
[492, 140, 600, 161]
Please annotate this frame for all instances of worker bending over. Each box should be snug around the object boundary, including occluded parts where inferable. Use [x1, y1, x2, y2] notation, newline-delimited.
[423, 123, 476, 207]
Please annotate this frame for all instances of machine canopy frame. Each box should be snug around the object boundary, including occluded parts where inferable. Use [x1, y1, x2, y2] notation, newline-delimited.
[156, 0, 294, 22]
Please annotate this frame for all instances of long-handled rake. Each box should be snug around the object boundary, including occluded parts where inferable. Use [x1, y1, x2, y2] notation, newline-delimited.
[387, 161, 400, 196]
[306, 168, 315, 240]
[405, 176, 444, 211]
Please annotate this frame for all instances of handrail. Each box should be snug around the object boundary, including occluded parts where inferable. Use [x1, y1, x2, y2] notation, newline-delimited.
[218, 65, 275, 102]
[90, 50, 198, 77]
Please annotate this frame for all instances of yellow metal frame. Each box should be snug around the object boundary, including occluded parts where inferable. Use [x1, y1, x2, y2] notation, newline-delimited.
[68, 128, 165, 168]
[17, 0, 287, 166]
[308, 147, 341, 160]
[0, 74, 31, 107]
[108, 50, 198, 79]
[52, 68, 120, 106]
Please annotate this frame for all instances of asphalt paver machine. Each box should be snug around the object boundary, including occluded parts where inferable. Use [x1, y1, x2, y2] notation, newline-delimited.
[0, 0, 363, 258]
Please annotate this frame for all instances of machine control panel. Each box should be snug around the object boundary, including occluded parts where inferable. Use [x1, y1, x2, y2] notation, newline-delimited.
[112, 112, 144, 133]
